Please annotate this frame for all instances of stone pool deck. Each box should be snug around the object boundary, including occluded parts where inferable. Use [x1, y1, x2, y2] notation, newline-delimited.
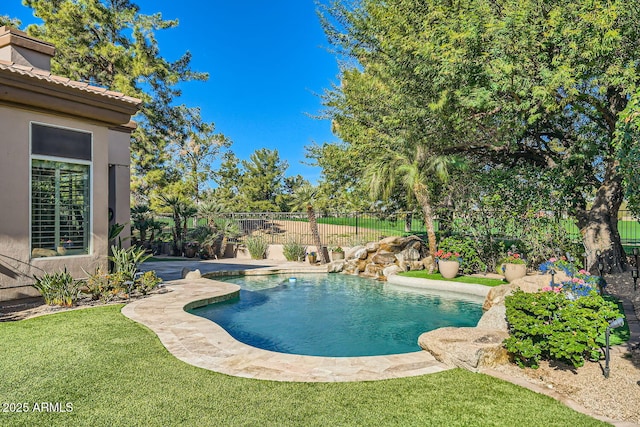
[122, 264, 449, 382]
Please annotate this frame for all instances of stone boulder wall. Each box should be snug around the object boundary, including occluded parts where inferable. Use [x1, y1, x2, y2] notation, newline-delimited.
[418, 327, 510, 372]
[482, 270, 572, 311]
[332, 235, 432, 279]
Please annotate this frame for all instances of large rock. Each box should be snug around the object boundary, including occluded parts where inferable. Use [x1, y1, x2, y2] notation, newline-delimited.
[477, 305, 508, 331]
[397, 247, 421, 263]
[418, 327, 510, 371]
[327, 260, 345, 273]
[346, 245, 365, 260]
[182, 268, 202, 280]
[482, 271, 572, 310]
[371, 250, 397, 266]
[422, 256, 436, 273]
[382, 265, 402, 278]
[365, 241, 380, 253]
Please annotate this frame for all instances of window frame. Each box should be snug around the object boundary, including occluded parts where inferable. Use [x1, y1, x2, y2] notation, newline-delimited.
[29, 122, 94, 258]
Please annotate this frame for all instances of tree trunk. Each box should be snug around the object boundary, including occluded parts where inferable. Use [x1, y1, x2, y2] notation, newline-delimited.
[307, 205, 329, 264]
[414, 182, 437, 256]
[579, 161, 627, 273]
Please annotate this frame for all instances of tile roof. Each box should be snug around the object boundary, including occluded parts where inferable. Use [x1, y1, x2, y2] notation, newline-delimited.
[0, 59, 141, 106]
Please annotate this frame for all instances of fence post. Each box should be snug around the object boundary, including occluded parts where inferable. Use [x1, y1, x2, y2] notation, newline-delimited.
[355, 212, 359, 236]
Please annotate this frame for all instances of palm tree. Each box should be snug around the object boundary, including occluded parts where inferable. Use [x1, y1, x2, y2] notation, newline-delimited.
[367, 144, 458, 256]
[290, 184, 329, 264]
[159, 195, 196, 256]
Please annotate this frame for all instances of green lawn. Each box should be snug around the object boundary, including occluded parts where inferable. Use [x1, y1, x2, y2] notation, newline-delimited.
[398, 271, 506, 287]
[0, 306, 607, 426]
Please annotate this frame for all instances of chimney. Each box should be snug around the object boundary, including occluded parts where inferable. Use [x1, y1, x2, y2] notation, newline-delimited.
[0, 26, 55, 71]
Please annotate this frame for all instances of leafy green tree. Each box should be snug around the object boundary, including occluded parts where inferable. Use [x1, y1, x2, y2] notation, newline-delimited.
[210, 151, 243, 211]
[320, 0, 640, 271]
[238, 148, 288, 212]
[23, 0, 208, 201]
[169, 108, 230, 205]
[0, 16, 21, 28]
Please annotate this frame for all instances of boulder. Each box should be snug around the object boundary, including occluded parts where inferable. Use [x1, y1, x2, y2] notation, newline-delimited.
[418, 327, 510, 371]
[371, 250, 397, 266]
[364, 241, 380, 252]
[476, 305, 508, 331]
[408, 260, 425, 271]
[354, 247, 369, 260]
[382, 265, 402, 278]
[482, 271, 572, 310]
[327, 261, 345, 273]
[397, 247, 421, 262]
[346, 245, 365, 260]
[363, 263, 384, 278]
[181, 268, 201, 280]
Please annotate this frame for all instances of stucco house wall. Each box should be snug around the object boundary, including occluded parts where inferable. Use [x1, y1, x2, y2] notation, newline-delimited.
[0, 26, 140, 302]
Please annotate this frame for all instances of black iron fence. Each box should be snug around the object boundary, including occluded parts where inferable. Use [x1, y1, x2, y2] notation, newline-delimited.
[149, 209, 640, 250]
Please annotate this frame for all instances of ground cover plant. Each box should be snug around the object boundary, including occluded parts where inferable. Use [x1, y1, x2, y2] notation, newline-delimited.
[398, 270, 505, 287]
[0, 306, 607, 427]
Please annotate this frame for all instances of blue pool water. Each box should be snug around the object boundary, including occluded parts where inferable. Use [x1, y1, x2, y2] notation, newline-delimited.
[189, 274, 484, 357]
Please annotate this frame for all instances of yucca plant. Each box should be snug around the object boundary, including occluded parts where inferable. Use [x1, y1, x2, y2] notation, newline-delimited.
[32, 268, 81, 307]
[109, 245, 151, 280]
[245, 235, 268, 259]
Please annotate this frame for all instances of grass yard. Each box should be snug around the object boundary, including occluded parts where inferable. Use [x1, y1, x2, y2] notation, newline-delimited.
[398, 271, 506, 287]
[0, 305, 607, 426]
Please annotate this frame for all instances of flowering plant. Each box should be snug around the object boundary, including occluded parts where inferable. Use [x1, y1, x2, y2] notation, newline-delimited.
[539, 266, 605, 297]
[501, 251, 526, 265]
[434, 249, 461, 262]
[538, 256, 577, 276]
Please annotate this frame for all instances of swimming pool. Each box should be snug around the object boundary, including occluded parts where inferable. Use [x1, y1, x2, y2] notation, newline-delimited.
[190, 274, 484, 357]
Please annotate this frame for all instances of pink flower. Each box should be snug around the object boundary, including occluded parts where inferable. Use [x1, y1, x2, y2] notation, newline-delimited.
[541, 286, 552, 292]
[549, 257, 557, 262]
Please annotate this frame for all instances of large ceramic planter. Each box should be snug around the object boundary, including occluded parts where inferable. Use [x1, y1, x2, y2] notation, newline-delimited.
[308, 254, 317, 264]
[503, 263, 527, 283]
[438, 260, 460, 279]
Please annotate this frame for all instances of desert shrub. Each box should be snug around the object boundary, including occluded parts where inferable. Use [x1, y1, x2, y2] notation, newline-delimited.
[84, 267, 123, 303]
[110, 245, 151, 279]
[283, 238, 307, 261]
[33, 268, 81, 307]
[245, 235, 268, 259]
[504, 288, 622, 369]
[135, 271, 162, 295]
[437, 235, 486, 274]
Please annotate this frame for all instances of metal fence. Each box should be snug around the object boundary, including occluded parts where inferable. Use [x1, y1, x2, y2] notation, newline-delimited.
[152, 209, 640, 249]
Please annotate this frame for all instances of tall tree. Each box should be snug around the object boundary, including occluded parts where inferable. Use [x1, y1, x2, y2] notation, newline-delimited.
[23, 0, 208, 201]
[320, 0, 640, 271]
[290, 184, 330, 264]
[238, 148, 288, 212]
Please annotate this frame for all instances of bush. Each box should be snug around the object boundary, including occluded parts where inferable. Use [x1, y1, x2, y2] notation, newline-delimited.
[437, 236, 486, 274]
[110, 245, 152, 280]
[283, 238, 307, 261]
[33, 268, 81, 307]
[504, 289, 622, 368]
[245, 235, 268, 259]
[83, 268, 162, 302]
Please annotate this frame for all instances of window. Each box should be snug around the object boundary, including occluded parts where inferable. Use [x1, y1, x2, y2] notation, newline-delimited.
[31, 124, 92, 257]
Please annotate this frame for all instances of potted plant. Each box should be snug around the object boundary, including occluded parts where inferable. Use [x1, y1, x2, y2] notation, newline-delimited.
[307, 251, 317, 264]
[330, 246, 345, 261]
[183, 241, 199, 258]
[435, 249, 461, 279]
[500, 250, 527, 282]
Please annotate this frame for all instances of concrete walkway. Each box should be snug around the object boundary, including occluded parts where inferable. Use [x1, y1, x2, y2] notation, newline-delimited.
[124, 259, 449, 382]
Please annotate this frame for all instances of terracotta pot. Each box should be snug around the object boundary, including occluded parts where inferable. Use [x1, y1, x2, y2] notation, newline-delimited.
[308, 254, 317, 264]
[503, 263, 527, 282]
[438, 260, 460, 279]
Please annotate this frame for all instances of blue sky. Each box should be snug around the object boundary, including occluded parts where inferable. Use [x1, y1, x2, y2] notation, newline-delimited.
[3, 0, 341, 183]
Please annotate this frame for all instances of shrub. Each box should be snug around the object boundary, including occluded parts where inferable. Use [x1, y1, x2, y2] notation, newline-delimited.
[504, 289, 622, 368]
[437, 236, 486, 274]
[33, 268, 81, 307]
[84, 267, 122, 303]
[283, 238, 307, 261]
[245, 235, 268, 259]
[110, 245, 152, 280]
[135, 271, 162, 295]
